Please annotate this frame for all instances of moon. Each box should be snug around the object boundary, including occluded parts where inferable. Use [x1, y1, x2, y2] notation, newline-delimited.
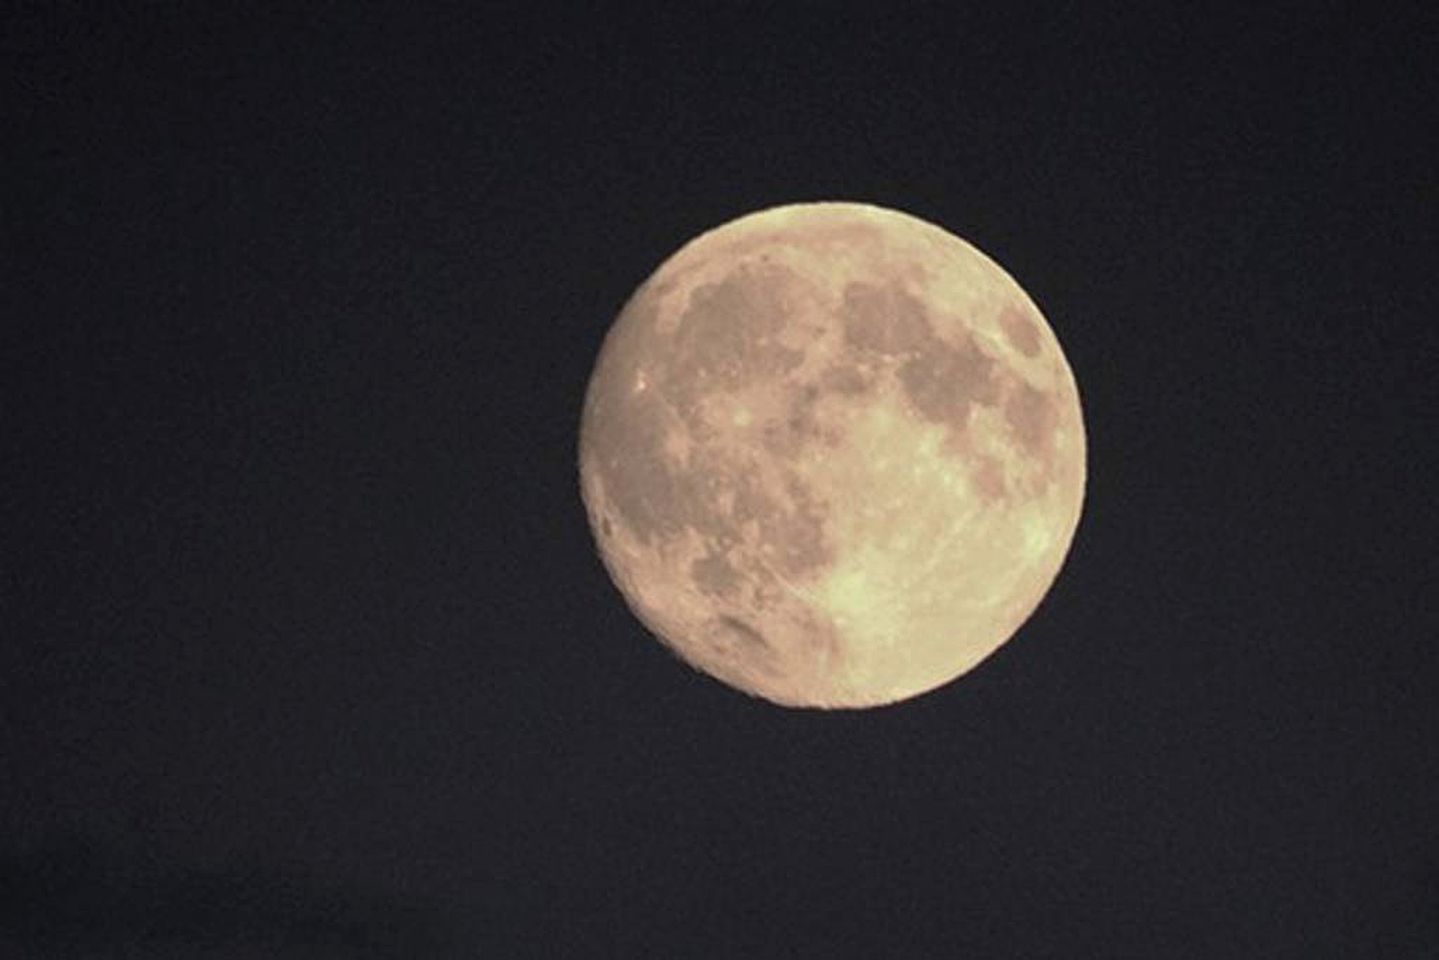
[578, 202, 1085, 709]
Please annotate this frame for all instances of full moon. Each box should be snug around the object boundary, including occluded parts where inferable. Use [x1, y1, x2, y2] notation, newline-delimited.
[578, 202, 1085, 708]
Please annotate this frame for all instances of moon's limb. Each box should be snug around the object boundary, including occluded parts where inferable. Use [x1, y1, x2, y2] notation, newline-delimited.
[579, 202, 1085, 708]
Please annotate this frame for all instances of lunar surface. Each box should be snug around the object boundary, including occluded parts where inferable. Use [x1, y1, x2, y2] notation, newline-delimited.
[578, 202, 1085, 708]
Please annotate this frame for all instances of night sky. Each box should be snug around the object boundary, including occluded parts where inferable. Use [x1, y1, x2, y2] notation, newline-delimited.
[5, 5, 1437, 957]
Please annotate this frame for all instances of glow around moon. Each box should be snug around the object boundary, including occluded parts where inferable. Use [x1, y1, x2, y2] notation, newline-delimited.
[578, 202, 1085, 708]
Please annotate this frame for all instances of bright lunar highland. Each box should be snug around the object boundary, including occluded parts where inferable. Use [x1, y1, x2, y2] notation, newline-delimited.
[578, 202, 1085, 708]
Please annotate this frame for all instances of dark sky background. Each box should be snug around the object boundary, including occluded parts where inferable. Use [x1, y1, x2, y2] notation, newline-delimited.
[5, 4, 1437, 957]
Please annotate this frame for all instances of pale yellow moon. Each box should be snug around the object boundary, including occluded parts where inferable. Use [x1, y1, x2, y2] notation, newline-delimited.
[578, 202, 1085, 709]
